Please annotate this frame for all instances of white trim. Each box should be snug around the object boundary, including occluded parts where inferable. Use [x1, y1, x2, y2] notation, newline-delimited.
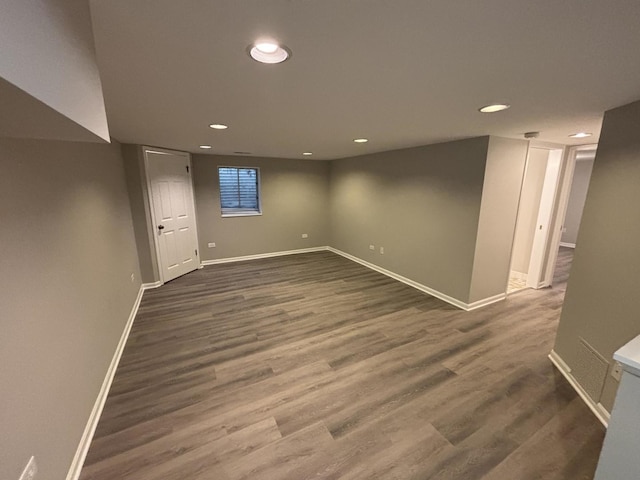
[221, 212, 263, 218]
[203, 246, 505, 311]
[527, 139, 568, 150]
[327, 247, 504, 311]
[466, 293, 506, 310]
[328, 247, 466, 309]
[201, 246, 328, 265]
[142, 280, 162, 289]
[66, 284, 147, 480]
[546, 144, 596, 286]
[559, 242, 576, 248]
[548, 349, 611, 427]
[526, 148, 564, 289]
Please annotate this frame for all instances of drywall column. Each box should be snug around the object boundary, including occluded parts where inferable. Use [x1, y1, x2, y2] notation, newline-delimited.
[468, 137, 528, 304]
[594, 336, 640, 479]
[553, 99, 640, 413]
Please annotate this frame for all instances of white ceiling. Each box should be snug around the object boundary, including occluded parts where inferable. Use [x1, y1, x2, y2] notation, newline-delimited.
[89, 0, 640, 160]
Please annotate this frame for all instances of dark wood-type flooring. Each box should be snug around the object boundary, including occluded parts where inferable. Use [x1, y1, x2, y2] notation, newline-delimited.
[81, 246, 605, 479]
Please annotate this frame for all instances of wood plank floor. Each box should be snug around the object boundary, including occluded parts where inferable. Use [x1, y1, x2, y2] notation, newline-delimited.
[80, 246, 604, 479]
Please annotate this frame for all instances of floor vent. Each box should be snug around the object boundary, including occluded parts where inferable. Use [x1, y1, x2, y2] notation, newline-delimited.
[571, 338, 609, 403]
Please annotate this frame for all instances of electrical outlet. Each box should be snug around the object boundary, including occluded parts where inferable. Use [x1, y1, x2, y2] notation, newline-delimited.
[369, 245, 375, 250]
[301, 233, 308, 238]
[19, 456, 37, 480]
[380, 247, 384, 254]
[208, 242, 216, 248]
[130, 273, 135, 283]
[612, 361, 623, 381]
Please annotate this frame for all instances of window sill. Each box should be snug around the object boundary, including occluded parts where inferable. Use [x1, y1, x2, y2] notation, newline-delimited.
[221, 211, 262, 218]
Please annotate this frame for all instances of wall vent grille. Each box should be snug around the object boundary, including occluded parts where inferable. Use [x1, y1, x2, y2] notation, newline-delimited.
[571, 337, 609, 403]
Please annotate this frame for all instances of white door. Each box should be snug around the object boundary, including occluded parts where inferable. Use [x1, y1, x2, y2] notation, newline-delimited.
[145, 148, 199, 283]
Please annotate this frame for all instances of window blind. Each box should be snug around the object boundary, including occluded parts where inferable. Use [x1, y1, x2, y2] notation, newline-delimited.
[218, 167, 260, 214]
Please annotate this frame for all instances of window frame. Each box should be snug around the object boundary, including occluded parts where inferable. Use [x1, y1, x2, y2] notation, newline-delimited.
[218, 166, 262, 217]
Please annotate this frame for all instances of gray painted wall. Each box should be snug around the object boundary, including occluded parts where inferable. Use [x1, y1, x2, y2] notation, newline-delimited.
[0, 0, 109, 141]
[193, 155, 331, 260]
[510, 148, 549, 275]
[561, 157, 595, 246]
[554, 99, 640, 412]
[329, 137, 490, 303]
[0, 139, 141, 480]
[469, 137, 528, 303]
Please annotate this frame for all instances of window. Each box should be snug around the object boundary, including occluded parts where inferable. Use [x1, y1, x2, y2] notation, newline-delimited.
[218, 167, 261, 216]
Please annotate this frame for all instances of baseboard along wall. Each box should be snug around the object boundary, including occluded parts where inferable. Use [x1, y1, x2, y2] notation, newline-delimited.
[200, 246, 328, 265]
[326, 247, 505, 311]
[202, 245, 505, 310]
[549, 349, 611, 427]
[66, 282, 151, 480]
[560, 242, 576, 248]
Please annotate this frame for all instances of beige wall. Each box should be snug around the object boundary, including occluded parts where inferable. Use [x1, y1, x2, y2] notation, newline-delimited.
[193, 155, 331, 260]
[554, 99, 640, 412]
[0, 138, 141, 480]
[510, 148, 549, 274]
[330, 137, 490, 303]
[469, 137, 528, 303]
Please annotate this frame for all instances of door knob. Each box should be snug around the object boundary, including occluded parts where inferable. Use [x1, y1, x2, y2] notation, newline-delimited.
[158, 224, 165, 230]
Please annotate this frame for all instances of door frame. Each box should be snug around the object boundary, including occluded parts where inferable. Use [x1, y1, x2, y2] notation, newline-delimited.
[143, 145, 201, 285]
[507, 141, 566, 293]
[526, 147, 564, 288]
[543, 143, 598, 286]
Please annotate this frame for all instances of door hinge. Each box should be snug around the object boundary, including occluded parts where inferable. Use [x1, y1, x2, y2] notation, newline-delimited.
[186, 165, 189, 173]
[195, 249, 198, 256]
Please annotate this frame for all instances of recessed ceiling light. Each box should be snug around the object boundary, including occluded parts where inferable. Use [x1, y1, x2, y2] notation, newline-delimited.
[199, 145, 212, 149]
[249, 40, 290, 64]
[353, 138, 368, 143]
[479, 104, 511, 113]
[209, 124, 228, 130]
[569, 132, 592, 138]
[302, 152, 313, 156]
[256, 42, 278, 54]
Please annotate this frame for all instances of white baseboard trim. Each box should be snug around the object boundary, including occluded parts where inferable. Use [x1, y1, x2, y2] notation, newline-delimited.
[66, 283, 147, 480]
[202, 245, 506, 311]
[466, 293, 507, 310]
[560, 242, 576, 248]
[328, 247, 492, 311]
[201, 246, 329, 265]
[548, 349, 610, 427]
[142, 280, 162, 289]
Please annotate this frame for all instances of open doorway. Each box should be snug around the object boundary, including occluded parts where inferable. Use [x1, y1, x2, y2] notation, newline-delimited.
[547, 144, 597, 288]
[507, 145, 564, 294]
